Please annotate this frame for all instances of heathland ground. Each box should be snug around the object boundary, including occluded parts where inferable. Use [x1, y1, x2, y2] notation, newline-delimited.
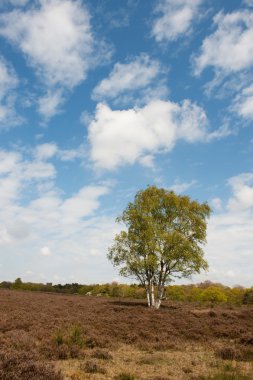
[0, 289, 253, 380]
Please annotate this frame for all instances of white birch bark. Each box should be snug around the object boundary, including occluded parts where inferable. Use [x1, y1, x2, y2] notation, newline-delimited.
[154, 286, 164, 309]
[151, 282, 155, 307]
[146, 288, 151, 307]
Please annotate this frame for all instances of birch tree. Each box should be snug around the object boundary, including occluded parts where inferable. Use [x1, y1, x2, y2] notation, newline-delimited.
[108, 186, 210, 309]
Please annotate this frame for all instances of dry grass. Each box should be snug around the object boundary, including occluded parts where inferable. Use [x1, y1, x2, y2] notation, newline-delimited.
[0, 290, 253, 379]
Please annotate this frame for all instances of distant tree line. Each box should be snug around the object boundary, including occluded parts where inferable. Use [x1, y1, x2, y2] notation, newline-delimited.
[0, 278, 253, 305]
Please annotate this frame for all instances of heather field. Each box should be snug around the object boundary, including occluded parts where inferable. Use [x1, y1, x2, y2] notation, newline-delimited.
[0, 290, 253, 380]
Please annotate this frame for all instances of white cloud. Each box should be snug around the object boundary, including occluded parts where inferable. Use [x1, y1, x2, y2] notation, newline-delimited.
[88, 99, 209, 170]
[170, 179, 196, 194]
[37, 90, 64, 119]
[92, 54, 168, 105]
[204, 172, 253, 286]
[23, 161, 56, 180]
[40, 246, 52, 256]
[0, 0, 94, 118]
[0, 146, 117, 283]
[194, 11, 253, 75]
[0, 0, 93, 88]
[0, 149, 56, 205]
[227, 173, 253, 211]
[233, 84, 253, 119]
[7, 222, 30, 240]
[34, 143, 58, 161]
[152, 0, 203, 42]
[61, 185, 109, 222]
[33, 142, 84, 162]
[138, 155, 155, 169]
[0, 56, 19, 127]
[0, 176, 20, 203]
[0, 150, 21, 174]
[0, 57, 18, 96]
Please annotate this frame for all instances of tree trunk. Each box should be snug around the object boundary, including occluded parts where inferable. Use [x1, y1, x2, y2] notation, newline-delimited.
[151, 282, 155, 307]
[146, 287, 151, 307]
[154, 285, 164, 309]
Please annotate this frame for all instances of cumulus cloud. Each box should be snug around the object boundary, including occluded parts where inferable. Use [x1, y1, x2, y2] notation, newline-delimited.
[204, 172, 253, 286]
[227, 172, 253, 211]
[88, 99, 209, 170]
[0, 56, 19, 127]
[33, 142, 84, 162]
[232, 84, 253, 119]
[194, 11, 253, 75]
[0, 0, 94, 118]
[34, 143, 58, 161]
[152, 0, 203, 42]
[0, 0, 93, 87]
[92, 54, 168, 105]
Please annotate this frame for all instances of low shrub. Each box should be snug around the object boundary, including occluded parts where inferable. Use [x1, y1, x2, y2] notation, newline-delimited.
[56, 344, 69, 360]
[216, 346, 242, 361]
[0, 350, 63, 380]
[83, 360, 106, 374]
[68, 325, 83, 347]
[91, 349, 112, 360]
[53, 331, 64, 346]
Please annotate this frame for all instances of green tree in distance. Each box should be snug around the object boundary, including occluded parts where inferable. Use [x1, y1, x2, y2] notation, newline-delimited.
[108, 186, 210, 309]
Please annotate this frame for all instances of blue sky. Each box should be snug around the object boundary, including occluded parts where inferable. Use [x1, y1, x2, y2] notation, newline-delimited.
[0, 0, 253, 286]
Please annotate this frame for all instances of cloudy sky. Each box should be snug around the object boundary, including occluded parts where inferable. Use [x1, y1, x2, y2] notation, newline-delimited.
[0, 0, 253, 287]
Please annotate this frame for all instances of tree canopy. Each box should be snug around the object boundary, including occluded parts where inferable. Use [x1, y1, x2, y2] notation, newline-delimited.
[108, 186, 211, 308]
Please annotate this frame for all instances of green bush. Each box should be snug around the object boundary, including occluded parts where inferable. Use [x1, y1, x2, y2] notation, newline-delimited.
[243, 288, 253, 304]
[68, 324, 83, 347]
[200, 286, 227, 304]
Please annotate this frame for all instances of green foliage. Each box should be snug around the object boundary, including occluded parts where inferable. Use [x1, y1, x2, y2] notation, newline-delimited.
[68, 324, 83, 347]
[1, 278, 252, 306]
[52, 324, 85, 360]
[11, 278, 23, 289]
[0, 281, 12, 289]
[185, 285, 203, 302]
[108, 186, 210, 307]
[200, 286, 228, 304]
[166, 285, 186, 301]
[243, 288, 253, 304]
[53, 330, 64, 346]
[225, 287, 245, 305]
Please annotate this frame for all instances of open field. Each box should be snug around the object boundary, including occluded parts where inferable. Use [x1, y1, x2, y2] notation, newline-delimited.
[0, 290, 253, 380]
